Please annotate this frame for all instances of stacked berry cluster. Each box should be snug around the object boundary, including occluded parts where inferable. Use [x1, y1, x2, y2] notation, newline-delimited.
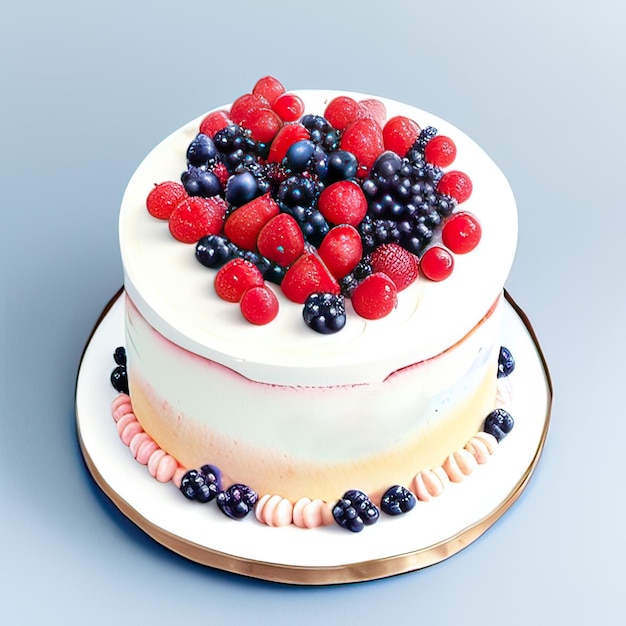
[145, 76, 482, 332]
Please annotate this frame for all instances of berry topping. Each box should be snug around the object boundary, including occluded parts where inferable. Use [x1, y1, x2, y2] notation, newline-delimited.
[214, 258, 264, 303]
[370, 243, 419, 291]
[419, 246, 454, 281]
[324, 95, 361, 131]
[340, 117, 384, 176]
[442, 211, 482, 254]
[281, 253, 340, 304]
[326, 150, 358, 183]
[266, 123, 309, 163]
[437, 170, 473, 203]
[483, 408, 514, 442]
[318, 224, 363, 279]
[181, 166, 221, 198]
[332, 489, 380, 532]
[272, 93, 305, 122]
[168, 196, 227, 244]
[223, 192, 280, 251]
[302, 292, 347, 334]
[256, 213, 305, 267]
[497, 346, 515, 378]
[240, 285, 279, 325]
[180, 468, 219, 503]
[382, 115, 421, 157]
[225, 170, 261, 207]
[424, 135, 457, 167]
[199, 110, 232, 138]
[317, 180, 368, 227]
[229, 93, 268, 126]
[216, 484, 258, 520]
[252, 75, 286, 106]
[301, 114, 340, 152]
[380, 485, 417, 515]
[200, 463, 222, 490]
[195, 234, 238, 269]
[110, 365, 128, 394]
[351, 272, 398, 320]
[186, 133, 218, 168]
[243, 107, 283, 143]
[146, 181, 187, 220]
[358, 98, 387, 129]
[113, 346, 127, 366]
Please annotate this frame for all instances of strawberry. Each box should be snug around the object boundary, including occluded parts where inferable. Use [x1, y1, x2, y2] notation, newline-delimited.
[358, 98, 387, 129]
[442, 212, 481, 254]
[199, 110, 232, 138]
[252, 76, 285, 106]
[317, 180, 368, 227]
[324, 95, 361, 131]
[214, 258, 264, 303]
[168, 196, 227, 243]
[267, 123, 309, 163]
[257, 213, 305, 266]
[243, 107, 283, 143]
[370, 243, 419, 291]
[272, 93, 305, 122]
[318, 225, 363, 279]
[240, 285, 279, 324]
[420, 246, 454, 281]
[424, 135, 457, 167]
[229, 93, 268, 126]
[340, 117, 384, 176]
[281, 253, 340, 304]
[224, 193, 280, 251]
[351, 272, 398, 320]
[146, 181, 187, 220]
[437, 171, 473, 203]
[383, 116, 421, 157]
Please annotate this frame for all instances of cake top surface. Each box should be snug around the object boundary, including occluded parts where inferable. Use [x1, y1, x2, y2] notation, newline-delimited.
[120, 89, 517, 386]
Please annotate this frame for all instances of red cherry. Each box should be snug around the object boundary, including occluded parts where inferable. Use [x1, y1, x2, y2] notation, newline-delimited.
[442, 212, 482, 254]
[351, 273, 398, 320]
[382, 116, 421, 157]
[420, 246, 454, 282]
[240, 286, 279, 325]
[437, 170, 473, 203]
[243, 108, 282, 143]
[272, 93, 305, 122]
[424, 135, 457, 167]
[324, 95, 361, 131]
[252, 76, 286, 106]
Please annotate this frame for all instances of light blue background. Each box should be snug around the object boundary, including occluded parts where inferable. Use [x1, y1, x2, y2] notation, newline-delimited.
[1, 0, 624, 623]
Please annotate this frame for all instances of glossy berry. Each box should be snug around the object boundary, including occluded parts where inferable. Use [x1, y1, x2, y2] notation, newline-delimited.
[223, 192, 280, 251]
[240, 285, 279, 325]
[324, 95, 361, 131]
[257, 213, 305, 267]
[110, 365, 128, 394]
[181, 166, 221, 198]
[199, 110, 232, 138]
[383, 115, 421, 157]
[317, 180, 368, 227]
[214, 258, 265, 303]
[370, 243, 419, 291]
[146, 181, 186, 220]
[252, 75, 285, 106]
[225, 170, 260, 206]
[358, 98, 387, 129]
[419, 246, 454, 281]
[326, 150, 358, 182]
[284, 140, 316, 173]
[243, 107, 282, 143]
[332, 489, 379, 532]
[272, 93, 305, 122]
[267, 123, 309, 163]
[113, 346, 127, 366]
[216, 484, 258, 520]
[318, 224, 363, 279]
[484, 408, 514, 442]
[380, 485, 417, 516]
[168, 196, 226, 244]
[229, 93, 268, 126]
[195, 235, 238, 269]
[351, 272, 398, 320]
[442, 212, 481, 254]
[186, 133, 217, 167]
[498, 346, 515, 378]
[281, 253, 340, 304]
[199, 464, 222, 491]
[437, 170, 473, 203]
[302, 292, 347, 334]
[179, 468, 219, 503]
[340, 117, 384, 175]
[424, 135, 457, 167]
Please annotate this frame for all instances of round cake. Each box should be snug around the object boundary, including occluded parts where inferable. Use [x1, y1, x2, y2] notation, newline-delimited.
[117, 78, 517, 513]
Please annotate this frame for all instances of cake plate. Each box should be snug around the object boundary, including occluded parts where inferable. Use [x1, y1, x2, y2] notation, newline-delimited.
[75, 289, 551, 585]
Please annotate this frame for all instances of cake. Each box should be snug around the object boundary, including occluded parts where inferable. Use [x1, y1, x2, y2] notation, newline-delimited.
[112, 76, 517, 530]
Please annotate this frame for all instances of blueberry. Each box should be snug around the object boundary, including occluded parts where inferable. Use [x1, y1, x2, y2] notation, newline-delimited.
[179, 468, 218, 503]
[498, 346, 515, 378]
[186, 133, 217, 167]
[332, 490, 379, 532]
[484, 408, 514, 442]
[225, 170, 260, 206]
[380, 485, 416, 516]
[216, 484, 258, 520]
[113, 346, 126, 366]
[303, 292, 347, 334]
[199, 464, 222, 492]
[195, 235, 238, 269]
[181, 166, 221, 197]
[327, 150, 358, 182]
[285, 140, 316, 173]
[110, 365, 128, 394]
[372, 151, 403, 181]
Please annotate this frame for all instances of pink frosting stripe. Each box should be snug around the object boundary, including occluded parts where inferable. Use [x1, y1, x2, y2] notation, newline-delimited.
[147, 449, 167, 478]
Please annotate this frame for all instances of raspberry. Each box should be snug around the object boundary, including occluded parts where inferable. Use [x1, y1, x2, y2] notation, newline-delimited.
[383, 116, 421, 157]
[272, 93, 305, 123]
[252, 76, 285, 106]
[229, 93, 268, 126]
[424, 135, 457, 167]
[351, 272, 398, 320]
[267, 123, 310, 163]
[318, 225, 363, 279]
[340, 117, 384, 176]
[240, 285, 279, 325]
[281, 253, 340, 304]
[442, 212, 481, 254]
[358, 98, 387, 129]
[224, 192, 280, 251]
[437, 170, 473, 203]
[212, 162, 230, 187]
[317, 180, 368, 227]
[419, 246, 454, 281]
[214, 258, 264, 303]
[324, 95, 361, 131]
[199, 110, 232, 138]
[370, 243, 419, 291]
[146, 181, 187, 220]
[168, 196, 226, 243]
[256, 213, 305, 267]
[243, 107, 282, 143]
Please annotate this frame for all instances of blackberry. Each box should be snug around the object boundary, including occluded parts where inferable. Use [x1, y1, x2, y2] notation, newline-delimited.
[409, 125, 438, 156]
[110, 365, 128, 394]
[277, 175, 322, 210]
[195, 235, 238, 269]
[301, 114, 340, 152]
[238, 250, 286, 285]
[113, 346, 126, 366]
[339, 255, 373, 298]
[302, 292, 347, 334]
[332, 489, 379, 533]
[380, 485, 417, 516]
[213, 124, 261, 173]
[497, 346, 516, 378]
[484, 408, 514, 442]
[216, 484, 258, 520]
[179, 468, 219, 503]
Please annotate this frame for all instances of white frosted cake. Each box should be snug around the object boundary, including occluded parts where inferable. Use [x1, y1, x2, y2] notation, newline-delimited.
[114, 77, 517, 529]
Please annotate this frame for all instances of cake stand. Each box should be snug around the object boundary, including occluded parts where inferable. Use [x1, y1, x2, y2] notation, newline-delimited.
[75, 289, 551, 585]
